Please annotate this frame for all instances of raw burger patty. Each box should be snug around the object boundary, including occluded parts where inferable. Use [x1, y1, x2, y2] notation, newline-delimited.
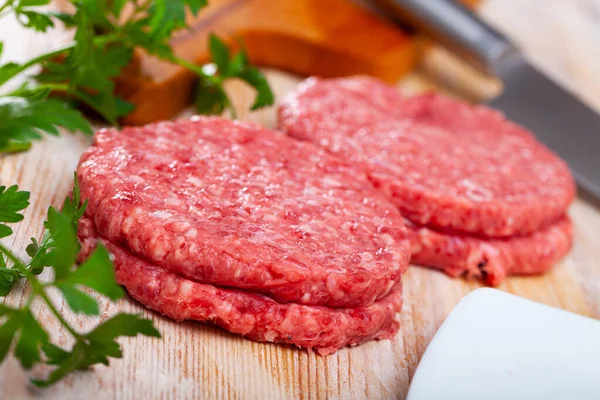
[408, 216, 573, 286]
[77, 117, 410, 307]
[279, 76, 575, 238]
[78, 217, 402, 355]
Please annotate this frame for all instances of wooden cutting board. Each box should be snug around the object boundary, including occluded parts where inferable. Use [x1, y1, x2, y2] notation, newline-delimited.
[2, 1, 600, 398]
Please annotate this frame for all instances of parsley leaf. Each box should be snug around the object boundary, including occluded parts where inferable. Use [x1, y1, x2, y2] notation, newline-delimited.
[42, 206, 79, 280]
[0, 175, 161, 386]
[86, 313, 161, 352]
[0, 310, 21, 364]
[13, 0, 54, 32]
[1, 0, 273, 154]
[148, 0, 206, 40]
[24, 173, 87, 280]
[148, 0, 187, 41]
[0, 96, 93, 153]
[0, 186, 29, 294]
[47, 12, 77, 27]
[0, 0, 278, 386]
[197, 35, 275, 115]
[60, 172, 87, 230]
[238, 67, 275, 110]
[0, 185, 30, 224]
[0, 62, 23, 87]
[58, 245, 124, 302]
[32, 341, 86, 387]
[185, 0, 208, 15]
[0, 267, 20, 296]
[41, 342, 70, 365]
[122, 19, 175, 59]
[17, 11, 55, 32]
[32, 313, 160, 387]
[194, 77, 229, 115]
[15, 310, 49, 369]
[209, 34, 230, 74]
[57, 286, 100, 315]
[75, 0, 112, 30]
[56, 245, 124, 316]
[0, 185, 30, 238]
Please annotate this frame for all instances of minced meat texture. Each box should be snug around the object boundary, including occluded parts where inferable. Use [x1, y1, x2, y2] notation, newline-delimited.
[78, 217, 402, 355]
[407, 216, 573, 286]
[77, 117, 410, 307]
[278, 76, 575, 238]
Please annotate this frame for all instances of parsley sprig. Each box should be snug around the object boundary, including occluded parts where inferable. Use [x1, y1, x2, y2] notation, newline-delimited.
[0, 175, 160, 386]
[0, 0, 274, 152]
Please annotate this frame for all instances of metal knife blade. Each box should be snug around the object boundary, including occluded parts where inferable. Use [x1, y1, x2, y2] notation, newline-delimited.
[488, 55, 600, 199]
[371, 0, 600, 198]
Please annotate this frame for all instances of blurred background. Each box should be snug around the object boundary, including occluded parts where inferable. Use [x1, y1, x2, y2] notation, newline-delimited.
[2, 0, 600, 111]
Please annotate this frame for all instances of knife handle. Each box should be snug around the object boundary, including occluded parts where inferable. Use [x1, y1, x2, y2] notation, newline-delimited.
[371, 0, 519, 74]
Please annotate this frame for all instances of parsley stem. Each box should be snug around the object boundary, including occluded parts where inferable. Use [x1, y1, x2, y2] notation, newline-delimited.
[39, 289, 83, 341]
[14, 82, 69, 93]
[0, 242, 35, 283]
[0, 45, 72, 86]
[0, 241, 44, 299]
[8, 81, 110, 122]
[168, 55, 211, 79]
[0, 197, 83, 343]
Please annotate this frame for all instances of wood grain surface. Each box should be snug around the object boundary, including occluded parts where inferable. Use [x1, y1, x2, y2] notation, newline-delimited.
[1, 1, 600, 399]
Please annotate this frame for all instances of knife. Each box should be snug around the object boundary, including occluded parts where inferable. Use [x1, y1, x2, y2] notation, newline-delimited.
[370, 0, 600, 200]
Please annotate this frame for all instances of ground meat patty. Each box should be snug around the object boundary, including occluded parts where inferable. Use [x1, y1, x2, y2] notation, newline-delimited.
[278, 76, 575, 238]
[77, 117, 410, 307]
[408, 216, 573, 286]
[77, 217, 402, 355]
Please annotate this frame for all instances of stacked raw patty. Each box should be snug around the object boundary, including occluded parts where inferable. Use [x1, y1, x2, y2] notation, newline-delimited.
[76, 117, 411, 354]
[279, 76, 575, 285]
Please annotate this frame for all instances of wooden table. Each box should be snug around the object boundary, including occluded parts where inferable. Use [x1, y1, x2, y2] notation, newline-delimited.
[1, 1, 600, 398]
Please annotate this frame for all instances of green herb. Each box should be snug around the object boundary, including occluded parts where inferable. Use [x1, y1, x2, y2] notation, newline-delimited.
[0, 0, 274, 153]
[193, 35, 275, 117]
[0, 174, 160, 386]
